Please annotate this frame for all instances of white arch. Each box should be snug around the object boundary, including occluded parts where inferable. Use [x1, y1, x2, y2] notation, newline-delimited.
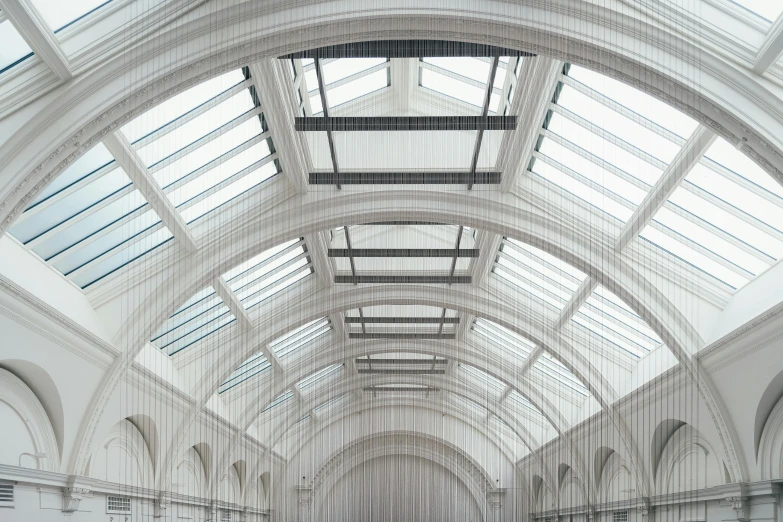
[0, 368, 60, 472]
[0, 0, 765, 489]
[758, 397, 783, 480]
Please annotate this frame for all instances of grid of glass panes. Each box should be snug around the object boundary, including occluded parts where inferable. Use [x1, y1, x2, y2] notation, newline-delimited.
[471, 319, 588, 396]
[493, 238, 587, 311]
[726, 0, 782, 22]
[532, 64, 697, 224]
[449, 393, 490, 418]
[221, 238, 312, 311]
[29, 0, 113, 32]
[570, 284, 663, 358]
[641, 137, 783, 289]
[260, 390, 294, 414]
[219, 352, 272, 394]
[122, 68, 280, 226]
[151, 286, 236, 356]
[270, 318, 331, 359]
[419, 57, 517, 114]
[457, 364, 505, 398]
[297, 364, 343, 392]
[8, 143, 172, 288]
[313, 393, 351, 416]
[507, 389, 546, 420]
[295, 58, 391, 116]
[0, 16, 33, 74]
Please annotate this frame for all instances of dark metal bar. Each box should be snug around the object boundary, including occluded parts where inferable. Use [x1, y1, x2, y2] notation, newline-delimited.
[345, 317, 460, 324]
[356, 358, 448, 365]
[314, 58, 341, 189]
[309, 172, 501, 185]
[349, 333, 456, 340]
[363, 386, 440, 392]
[329, 248, 480, 258]
[363, 221, 445, 226]
[280, 40, 535, 59]
[343, 226, 358, 281]
[468, 57, 500, 190]
[358, 369, 447, 375]
[295, 116, 516, 132]
[335, 275, 471, 284]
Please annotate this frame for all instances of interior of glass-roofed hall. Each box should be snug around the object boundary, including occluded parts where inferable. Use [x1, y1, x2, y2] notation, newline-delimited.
[2, 0, 783, 521]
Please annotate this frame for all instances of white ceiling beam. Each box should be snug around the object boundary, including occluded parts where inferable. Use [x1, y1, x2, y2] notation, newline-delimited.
[249, 60, 309, 194]
[754, 14, 783, 74]
[304, 232, 335, 289]
[499, 57, 562, 192]
[0, 0, 71, 79]
[614, 125, 716, 252]
[103, 132, 198, 253]
[213, 276, 252, 331]
[555, 277, 598, 329]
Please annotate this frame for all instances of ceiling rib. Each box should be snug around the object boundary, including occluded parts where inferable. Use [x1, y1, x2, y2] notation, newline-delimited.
[314, 57, 341, 189]
[468, 57, 500, 190]
[349, 333, 456, 340]
[279, 40, 535, 59]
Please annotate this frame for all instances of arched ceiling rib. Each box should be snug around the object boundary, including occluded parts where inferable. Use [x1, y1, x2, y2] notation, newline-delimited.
[3, 0, 781, 493]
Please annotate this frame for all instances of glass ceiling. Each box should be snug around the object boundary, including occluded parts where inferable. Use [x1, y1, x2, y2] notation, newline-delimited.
[29, 0, 113, 32]
[532, 64, 783, 291]
[729, 0, 783, 22]
[0, 18, 33, 74]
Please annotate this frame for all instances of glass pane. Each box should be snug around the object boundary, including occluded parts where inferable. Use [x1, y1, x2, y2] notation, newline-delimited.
[421, 68, 484, 107]
[270, 318, 331, 359]
[0, 20, 33, 73]
[31, 144, 115, 204]
[122, 70, 246, 143]
[728, 0, 782, 21]
[29, 0, 111, 31]
[323, 58, 386, 84]
[327, 69, 387, 108]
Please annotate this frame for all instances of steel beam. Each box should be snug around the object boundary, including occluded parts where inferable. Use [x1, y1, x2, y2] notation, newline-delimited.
[295, 116, 516, 131]
[309, 171, 501, 184]
[280, 40, 535, 59]
[329, 248, 479, 258]
[335, 275, 471, 284]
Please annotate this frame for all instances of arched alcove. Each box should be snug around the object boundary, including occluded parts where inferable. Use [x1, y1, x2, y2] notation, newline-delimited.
[654, 423, 722, 494]
[0, 368, 60, 471]
[89, 418, 154, 487]
[173, 446, 208, 497]
[218, 464, 241, 504]
[755, 370, 783, 458]
[597, 452, 636, 504]
[758, 394, 783, 479]
[0, 360, 64, 460]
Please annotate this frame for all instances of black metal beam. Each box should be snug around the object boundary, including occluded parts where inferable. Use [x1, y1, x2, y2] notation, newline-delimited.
[335, 275, 471, 284]
[363, 221, 445, 226]
[468, 57, 500, 190]
[295, 116, 516, 132]
[364, 386, 440, 393]
[314, 58, 341, 189]
[345, 317, 460, 324]
[356, 358, 448, 365]
[349, 333, 456, 340]
[329, 248, 479, 258]
[358, 369, 447, 375]
[280, 40, 535, 59]
[309, 171, 502, 185]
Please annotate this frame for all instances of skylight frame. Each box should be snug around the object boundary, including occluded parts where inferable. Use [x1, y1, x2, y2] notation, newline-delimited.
[298, 58, 392, 116]
[270, 317, 332, 359]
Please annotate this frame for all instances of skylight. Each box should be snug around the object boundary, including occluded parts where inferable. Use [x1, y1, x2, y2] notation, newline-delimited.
[471, 318, 535, 361]
[261, 390, 294, 414]
[728, 0, 782, 22]
[270, 318, 331, 359]
[9, 152, 171, 288]
[458, 364, 505, 397]
[420, 57, 512, 113]
[297, 364, 343, 390]
[314, 393, 351, 416]
[298, 58, 391, 116]
[494, 238, 588, 311]
[151, 286, 236, 356]
[222, 239, 312, 310]
[0, 19, 33, 73]
[640, 137, 783, 290]
[219, 353, 271, 394]
[570, 285, 663, 358]
[123, 68, 280, 226]
[29, 0, 112, 32]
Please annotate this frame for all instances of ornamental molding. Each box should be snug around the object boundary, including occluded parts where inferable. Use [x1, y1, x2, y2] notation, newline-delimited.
[62, 486, 89, 513]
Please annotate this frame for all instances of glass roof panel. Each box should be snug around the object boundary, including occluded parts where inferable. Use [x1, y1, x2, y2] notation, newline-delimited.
[508, 390, 545, 418]
[705, 138, 783, 198]
[421, 67, 485, 108]
[471, 318, 535, 361]
[122, 70, 246, 144]
[533, 353, 588, 396]
[261, 390, 294, 414]
[565, 66, 698, 138]
[270, 317, 331, 359]
[0, 19, 33, 73]
[219, 353, 271, 394]
[322, 58, 387, 84]
[297, 364, 343, 391]
[327, 68, 388, 108]
[150, 286, 236, 356]
[556, 86, 681, 163]
[314, 393, 351, 416]
[571, 284, 663, 358]
[457, 364, 505, 396]
[224, 239, 312, 310]
[31, 144, 115, 204]
[29, 0, 112, 31]
[728, 0, 782, 21]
